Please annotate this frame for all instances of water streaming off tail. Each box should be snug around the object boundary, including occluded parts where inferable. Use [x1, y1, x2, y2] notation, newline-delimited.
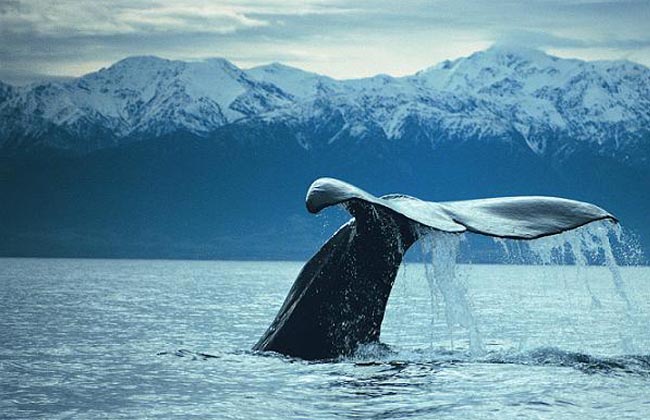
[384, 220, 648, 357]
[417, 229, 484, 356]
[523, 221, 635, 312]
[504, 220, 645, 354]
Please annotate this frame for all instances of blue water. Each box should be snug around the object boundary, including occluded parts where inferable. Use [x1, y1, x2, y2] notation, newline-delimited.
[1, 258, 649, 419]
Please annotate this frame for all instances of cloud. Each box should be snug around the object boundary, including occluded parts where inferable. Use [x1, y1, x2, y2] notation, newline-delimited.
[494, 30, 650, 50]
[0, 0, 271, 36]
[1, 0, 649, 83]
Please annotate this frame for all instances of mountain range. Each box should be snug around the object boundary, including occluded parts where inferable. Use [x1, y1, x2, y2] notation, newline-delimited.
[1, 46, 649, 261]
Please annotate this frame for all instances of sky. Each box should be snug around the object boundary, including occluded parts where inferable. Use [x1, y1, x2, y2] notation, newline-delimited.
[1, 0, 649, 84]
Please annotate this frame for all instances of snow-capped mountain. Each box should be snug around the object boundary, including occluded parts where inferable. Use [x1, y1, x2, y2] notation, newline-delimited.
[1, 46, 649, 165]
[255, 46, 650, 164]
[408, 47, 650, 156]
[0, 56, 292, 151]
[3, 46, 650, 261]
[246, 62, 341, 100]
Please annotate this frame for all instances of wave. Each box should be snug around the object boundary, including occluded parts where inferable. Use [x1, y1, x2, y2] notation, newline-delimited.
[349, 344, 650, 377]
[486, 347, 650, 376]
[160, 345, 650, 377]
[156, 349, 220, 361]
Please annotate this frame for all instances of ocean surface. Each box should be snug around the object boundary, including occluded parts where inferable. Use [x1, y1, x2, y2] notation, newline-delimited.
[1, 258, 649, 419]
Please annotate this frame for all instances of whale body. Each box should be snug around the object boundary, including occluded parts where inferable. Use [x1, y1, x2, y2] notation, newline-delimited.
[253, 178, 617, 360]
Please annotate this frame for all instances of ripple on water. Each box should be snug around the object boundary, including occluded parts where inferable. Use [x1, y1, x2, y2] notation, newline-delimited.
[1, 258, 649, 419]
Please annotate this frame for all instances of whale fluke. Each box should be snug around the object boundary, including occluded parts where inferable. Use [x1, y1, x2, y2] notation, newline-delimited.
[306, 177, 617, 239]
[254, 178, 617, 360]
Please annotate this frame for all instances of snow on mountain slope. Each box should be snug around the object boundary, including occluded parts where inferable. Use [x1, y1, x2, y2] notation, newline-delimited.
[246, 63, 342, 99]
[257, 46, 650, 159]
[1, 47, 649, 162]
[407, 47, 650, 152]
[0, 56, 292, 145]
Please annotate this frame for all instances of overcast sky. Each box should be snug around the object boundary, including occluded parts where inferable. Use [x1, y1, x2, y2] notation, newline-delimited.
[1, 0, 649, 84]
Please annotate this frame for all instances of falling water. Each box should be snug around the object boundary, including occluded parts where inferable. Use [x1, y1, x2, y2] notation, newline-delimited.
[417, 229, 484, 356]
[405, 220, 645, 357]
[514, 221, 638, 315]
[492, 220, 644, 353]
[528, 221, 644, 353]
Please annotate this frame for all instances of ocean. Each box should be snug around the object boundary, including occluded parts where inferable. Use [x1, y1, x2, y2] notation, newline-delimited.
[1, 258, 649, 419]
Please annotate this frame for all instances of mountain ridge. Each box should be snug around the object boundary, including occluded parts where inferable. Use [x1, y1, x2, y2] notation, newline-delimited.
[1, 46, 649, 167]
[1, 46, 649, 260]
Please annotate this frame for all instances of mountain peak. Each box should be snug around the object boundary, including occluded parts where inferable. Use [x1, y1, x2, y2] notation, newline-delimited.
[246, 62, 335, 99]
[98, 56, 241, 75]
[485, 43, 549, 56]
[2, 47, 649, 165]
[110, 55, 173, 68]
[248, 62, 324, 77]
[469, 44, 562, 67]
[418, 46, 555, 77]
[198, 57, 240, 71]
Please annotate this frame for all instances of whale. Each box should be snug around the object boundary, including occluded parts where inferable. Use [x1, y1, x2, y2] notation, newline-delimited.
[253, 178, 617, 360]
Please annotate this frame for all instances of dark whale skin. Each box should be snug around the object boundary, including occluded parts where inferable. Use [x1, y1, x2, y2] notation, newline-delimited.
[253, 202, 420, 360]
[253, 178, 616, 360]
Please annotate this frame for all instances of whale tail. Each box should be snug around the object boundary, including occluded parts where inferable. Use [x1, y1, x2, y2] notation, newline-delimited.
[306, 177, 617, 239]
[254, 178, 617, 360]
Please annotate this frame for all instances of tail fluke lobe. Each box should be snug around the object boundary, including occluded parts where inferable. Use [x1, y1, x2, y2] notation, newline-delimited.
[306, 177, 616, 239]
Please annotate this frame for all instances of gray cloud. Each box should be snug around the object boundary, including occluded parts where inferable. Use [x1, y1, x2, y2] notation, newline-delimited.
[1, 0, 649, 84]
[495, 30, 650, 50]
